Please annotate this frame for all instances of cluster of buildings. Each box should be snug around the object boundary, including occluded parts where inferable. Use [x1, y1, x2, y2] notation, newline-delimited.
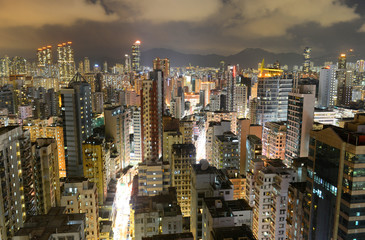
[0, 41, 365, 240]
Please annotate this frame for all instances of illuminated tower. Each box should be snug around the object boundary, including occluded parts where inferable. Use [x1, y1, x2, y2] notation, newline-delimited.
[141, 70, 164, 163]
[226, 65, 238, 111]
[132, 40, 141, 72]
[303, 47, 311, 73]
[57, 42, 75, 85]
[336, 54, 353, 106]
[37, 45, 52, 67]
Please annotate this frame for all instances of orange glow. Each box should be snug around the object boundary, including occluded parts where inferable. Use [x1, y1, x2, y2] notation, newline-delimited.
[350, 49, 354, 52]
[135, 40, 141, 45]
[37, 48, 42, 51]
[47, 45, 52, 48]
[341, 53, 346, 57]
[42, 47, 46, 49]
[67, 41, 72, 44]
[57, 44, 62, 47]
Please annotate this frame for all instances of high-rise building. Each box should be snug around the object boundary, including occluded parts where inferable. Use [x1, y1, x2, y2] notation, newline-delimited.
[171, 144, 196, 217]
[84, 57, 90, 73]
[23, 118, 66, 177]
[37, 45, 52, 67]
[0, 126, 27, 240]
[153, 57, 170, 78]
[285, 84, 315, 166]
[206, 121, 231, 164]
[248, 159, 294, 240]
[226, 65, 238, 112]
[57, 42, 75, 85]
[236, 118, 262, 173]
[303, 47, 311, 73]
[235, 76, 248, 118]
[190, 161, 234, 240]
[130, 106, 142, 165]
[318, 65, 337, 108]
[60, 73, 92, 177]
[303, 114, 365, 240]
[255, 70, 293, 125]
[104, 105, 131, 168]
[137, 161, 171, 196]
[262, 121, 286, 160]
[141, 70, 164, 163]
[61, 178, 99, 240]
[132, 40, 141, 73]
[212, 132, 240, 170]
[33, 138, 61, 214]
[336, 53, 354, 106]
[82, 136, 109, 205]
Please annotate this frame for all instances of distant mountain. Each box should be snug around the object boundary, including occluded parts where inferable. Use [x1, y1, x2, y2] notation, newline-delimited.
[141, 48, 305, 69]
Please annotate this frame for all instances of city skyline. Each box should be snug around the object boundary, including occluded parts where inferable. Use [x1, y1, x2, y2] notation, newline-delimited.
[1, 0, 365, 60]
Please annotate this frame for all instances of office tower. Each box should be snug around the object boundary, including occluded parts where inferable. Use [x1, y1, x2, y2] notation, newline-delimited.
[61, 178, 99, 240]
[247, 159, 294, 240]
[285, 84, 315, 166]
[60, 73, 92, 177]
[212, 132, 240, 170]
[23, 118, 66, 177]
[130, 188, 183, 240]
[104, 105, 130, 168]
[303, 114, 365, 240]
[336, 53, 353, 106]
[103, 61, 108, 73]
[137, 161, 171, 196]
[57, 42, 75, 85]
[131, 106, 142, 165]
[171, 144, 196, 217]
[0, 126, 27, 240]
[82, 136, 109, 205]
[255, 69, 293, 125]
[202, 197, 253, 240]
[226, 65, 238, 111]
[318, 65, 337, 108]
[235, 78, 248, 118]
[141, 70, 164, 163]
[14, 207, 86, 240]
[206, 121, 231, 164]
[84, 57, 90, 73]
[303, 47, 311, 73]
[37, 45, 52, 67]
[33, 138, 61, 214]
[190, 161, 234, 240]
[124, 54, 131, 73]
[132, 40, 141, 72]
[262, 122, 287, 160]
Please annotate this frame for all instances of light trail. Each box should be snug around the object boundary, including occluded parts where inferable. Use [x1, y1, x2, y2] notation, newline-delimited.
[113, 179, 132, 240]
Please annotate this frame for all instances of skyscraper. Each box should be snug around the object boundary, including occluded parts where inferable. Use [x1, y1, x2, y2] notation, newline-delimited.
[255, 69, 293, 125]
[318, 65, 337, 109]
[336, 53, 353, 106]
[57, 42, 75, 85]
[285, 84, 315, 166]
[226, 65, 238, 112]
[141, 70, 164, 162]
[37, 45, 52, 67]
[60, 73, 92, 177]
[303, 47, 311, 73]
[132, 40, 141, 73]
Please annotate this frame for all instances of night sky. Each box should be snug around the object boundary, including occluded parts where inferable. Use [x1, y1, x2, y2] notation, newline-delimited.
[1, 0, 365, 61]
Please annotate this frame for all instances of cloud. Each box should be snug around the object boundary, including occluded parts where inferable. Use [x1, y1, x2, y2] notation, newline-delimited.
[0, 0, 118, 29]
[104, 0, 222, 23]
[217, 0, 360, 38]
[358, 23, 365, 32]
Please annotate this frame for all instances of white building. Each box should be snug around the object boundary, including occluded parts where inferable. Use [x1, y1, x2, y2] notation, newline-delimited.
[318, 65, 337, 109]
